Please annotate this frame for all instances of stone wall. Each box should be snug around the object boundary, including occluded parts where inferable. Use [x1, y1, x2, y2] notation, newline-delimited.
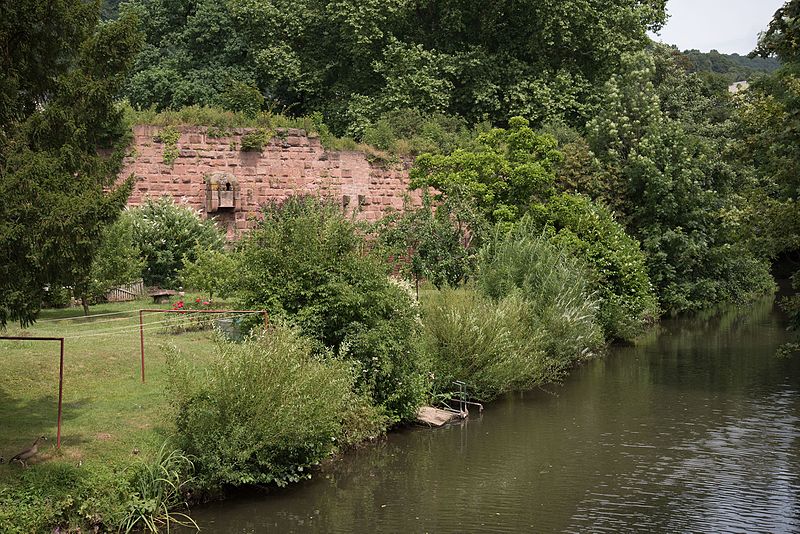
[121, 125, 418, 238]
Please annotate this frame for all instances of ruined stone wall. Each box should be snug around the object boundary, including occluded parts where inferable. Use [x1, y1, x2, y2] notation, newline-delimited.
[121, 125, 418, 238]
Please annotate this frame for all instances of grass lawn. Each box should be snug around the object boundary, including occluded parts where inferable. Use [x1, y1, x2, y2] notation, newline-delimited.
[0, 296, 244, 483]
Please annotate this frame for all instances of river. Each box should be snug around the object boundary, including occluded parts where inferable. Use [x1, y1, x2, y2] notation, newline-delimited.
[188, 296, 800, 533]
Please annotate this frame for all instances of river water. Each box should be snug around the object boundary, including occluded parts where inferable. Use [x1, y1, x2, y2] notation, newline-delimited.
[189, 297, 800, 533]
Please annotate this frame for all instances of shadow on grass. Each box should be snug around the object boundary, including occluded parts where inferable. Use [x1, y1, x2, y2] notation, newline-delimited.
[0, 388, 90, 461]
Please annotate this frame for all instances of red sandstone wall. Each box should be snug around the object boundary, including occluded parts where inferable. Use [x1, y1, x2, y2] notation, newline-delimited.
[120, 125, 418, 238]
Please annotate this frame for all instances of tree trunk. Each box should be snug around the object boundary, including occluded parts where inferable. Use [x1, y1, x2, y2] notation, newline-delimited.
[81, 295, 89, 316]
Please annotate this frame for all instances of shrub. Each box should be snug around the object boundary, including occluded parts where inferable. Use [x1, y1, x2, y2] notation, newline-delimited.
[42, 285, 72, 309]
[375, 191, 484, 289]
[476, 221, 603, 369]
[361, 109, 483, 156]
[530, 194, 659, 341]
[166, 327, 387, 489]
[239, 129, 270, 152]
[179, 246, 236, 300]
[422, 289, 550, 400]
[218, 81, 264, 117]
[121, 444, 197, 533]
[123, 197, 224, 287]
[422, 224, 603, 401]
[234, 196, 427, 421]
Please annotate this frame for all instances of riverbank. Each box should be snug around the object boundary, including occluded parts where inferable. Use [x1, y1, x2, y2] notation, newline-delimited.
[0, 279, 606, 532]
[0, 298, 225, 532]
[185, 296, 800, 533]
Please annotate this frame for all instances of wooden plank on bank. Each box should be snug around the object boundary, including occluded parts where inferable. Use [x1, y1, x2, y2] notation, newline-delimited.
[416, 406, 463, 427]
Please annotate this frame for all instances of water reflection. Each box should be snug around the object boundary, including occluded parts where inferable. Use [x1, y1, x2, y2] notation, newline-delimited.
[189, 298, 800, 533]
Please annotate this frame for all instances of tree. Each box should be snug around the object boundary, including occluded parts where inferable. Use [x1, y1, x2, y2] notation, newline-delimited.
[233, 197, 427, 421]
[122, 0, 667, 134]
[587, 51, 774, 314]
[180, 247, 236, 301]
[753, 0, 800, 64]
[376, 192, 483, 290]
[83, 217, 144, 307]
[410, 117, 562, 227]
[0, 7, 141, 327]
[744, 0, 800, 345]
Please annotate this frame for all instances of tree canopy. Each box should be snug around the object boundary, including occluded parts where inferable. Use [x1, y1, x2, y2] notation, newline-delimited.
[122, 0, 667, 134]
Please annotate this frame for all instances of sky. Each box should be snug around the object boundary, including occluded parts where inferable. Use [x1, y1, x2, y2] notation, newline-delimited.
[650, 0, 786, 54]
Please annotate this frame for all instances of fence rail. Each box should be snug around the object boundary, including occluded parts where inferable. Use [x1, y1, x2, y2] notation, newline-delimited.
[106, 280, 144, 302]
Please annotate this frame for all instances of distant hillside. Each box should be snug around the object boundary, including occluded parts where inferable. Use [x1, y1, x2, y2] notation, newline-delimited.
[680, 49, 781, 82]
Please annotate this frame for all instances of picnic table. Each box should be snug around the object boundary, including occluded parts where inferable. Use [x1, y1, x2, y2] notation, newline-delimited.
[149, 289, 177, 304]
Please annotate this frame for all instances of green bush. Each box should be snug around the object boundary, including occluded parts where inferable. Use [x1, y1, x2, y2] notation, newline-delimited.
[361, 109, 483, 156]
[422, 289, 550, 400]
[530, 194, 659, 341]
[375, 191, 484, 289]
[234, 196, 427, 421]
[476, 221, 604, 369]
[42, 285, 72, 309]
[167, 327, 387, 489]
[0, 450, 194, 533]
[124, 197, 224, 288]
[179, 246, 236, 301]
[218, 81, 264, 117]
[239, 129, 270, 152]
[422, 224, 604, 401]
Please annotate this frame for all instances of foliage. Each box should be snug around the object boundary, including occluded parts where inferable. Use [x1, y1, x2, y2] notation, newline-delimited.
[179, 246, 236, 300]
[155, 125, 180, 165]
[361, 109, 485, 156]
[586, 50, 774, 314]
[239, 129, 271, 151]
[233, 196, 427, 421]
[124, 197, 225, 288]
[85, 216, 144, 301]
[679, 48, 780, 83]
[0, 8, 141, 327]
[120, 444, 197, 533]
[166, 327, 387, 488]
[475, 221, 604, 367]
[0, 450, 195, 533]
[422, 289, 551, 401]
[375, 192, 484, 289]
[122, 0, 667, 134]
[754, 0, 800, 64]
[219, 80, 264, 116]
[410, 117, 562, 227]
[530, 194, 658, 341]
[423, 224, 604, 400]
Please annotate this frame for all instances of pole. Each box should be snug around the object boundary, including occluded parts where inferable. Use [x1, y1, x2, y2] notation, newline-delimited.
[57, 338, 64, 449]
[0, 336, 65, 449]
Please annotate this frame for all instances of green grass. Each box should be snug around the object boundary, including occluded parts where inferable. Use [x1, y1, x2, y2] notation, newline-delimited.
[0, 296, 238, 482]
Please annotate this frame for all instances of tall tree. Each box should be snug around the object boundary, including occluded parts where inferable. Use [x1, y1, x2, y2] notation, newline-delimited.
[0, 5, 141, 326]
[586, 50, 773, 313]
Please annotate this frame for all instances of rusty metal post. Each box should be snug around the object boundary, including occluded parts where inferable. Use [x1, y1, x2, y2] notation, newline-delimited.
[0, 336, 65, 449]
[139, 309, 145, 383]
[263, 311, 269, 330]
[57, 338, 64, 449]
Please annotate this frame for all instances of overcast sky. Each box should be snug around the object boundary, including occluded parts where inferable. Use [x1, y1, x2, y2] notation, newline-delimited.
[650, 0, 786, 54]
